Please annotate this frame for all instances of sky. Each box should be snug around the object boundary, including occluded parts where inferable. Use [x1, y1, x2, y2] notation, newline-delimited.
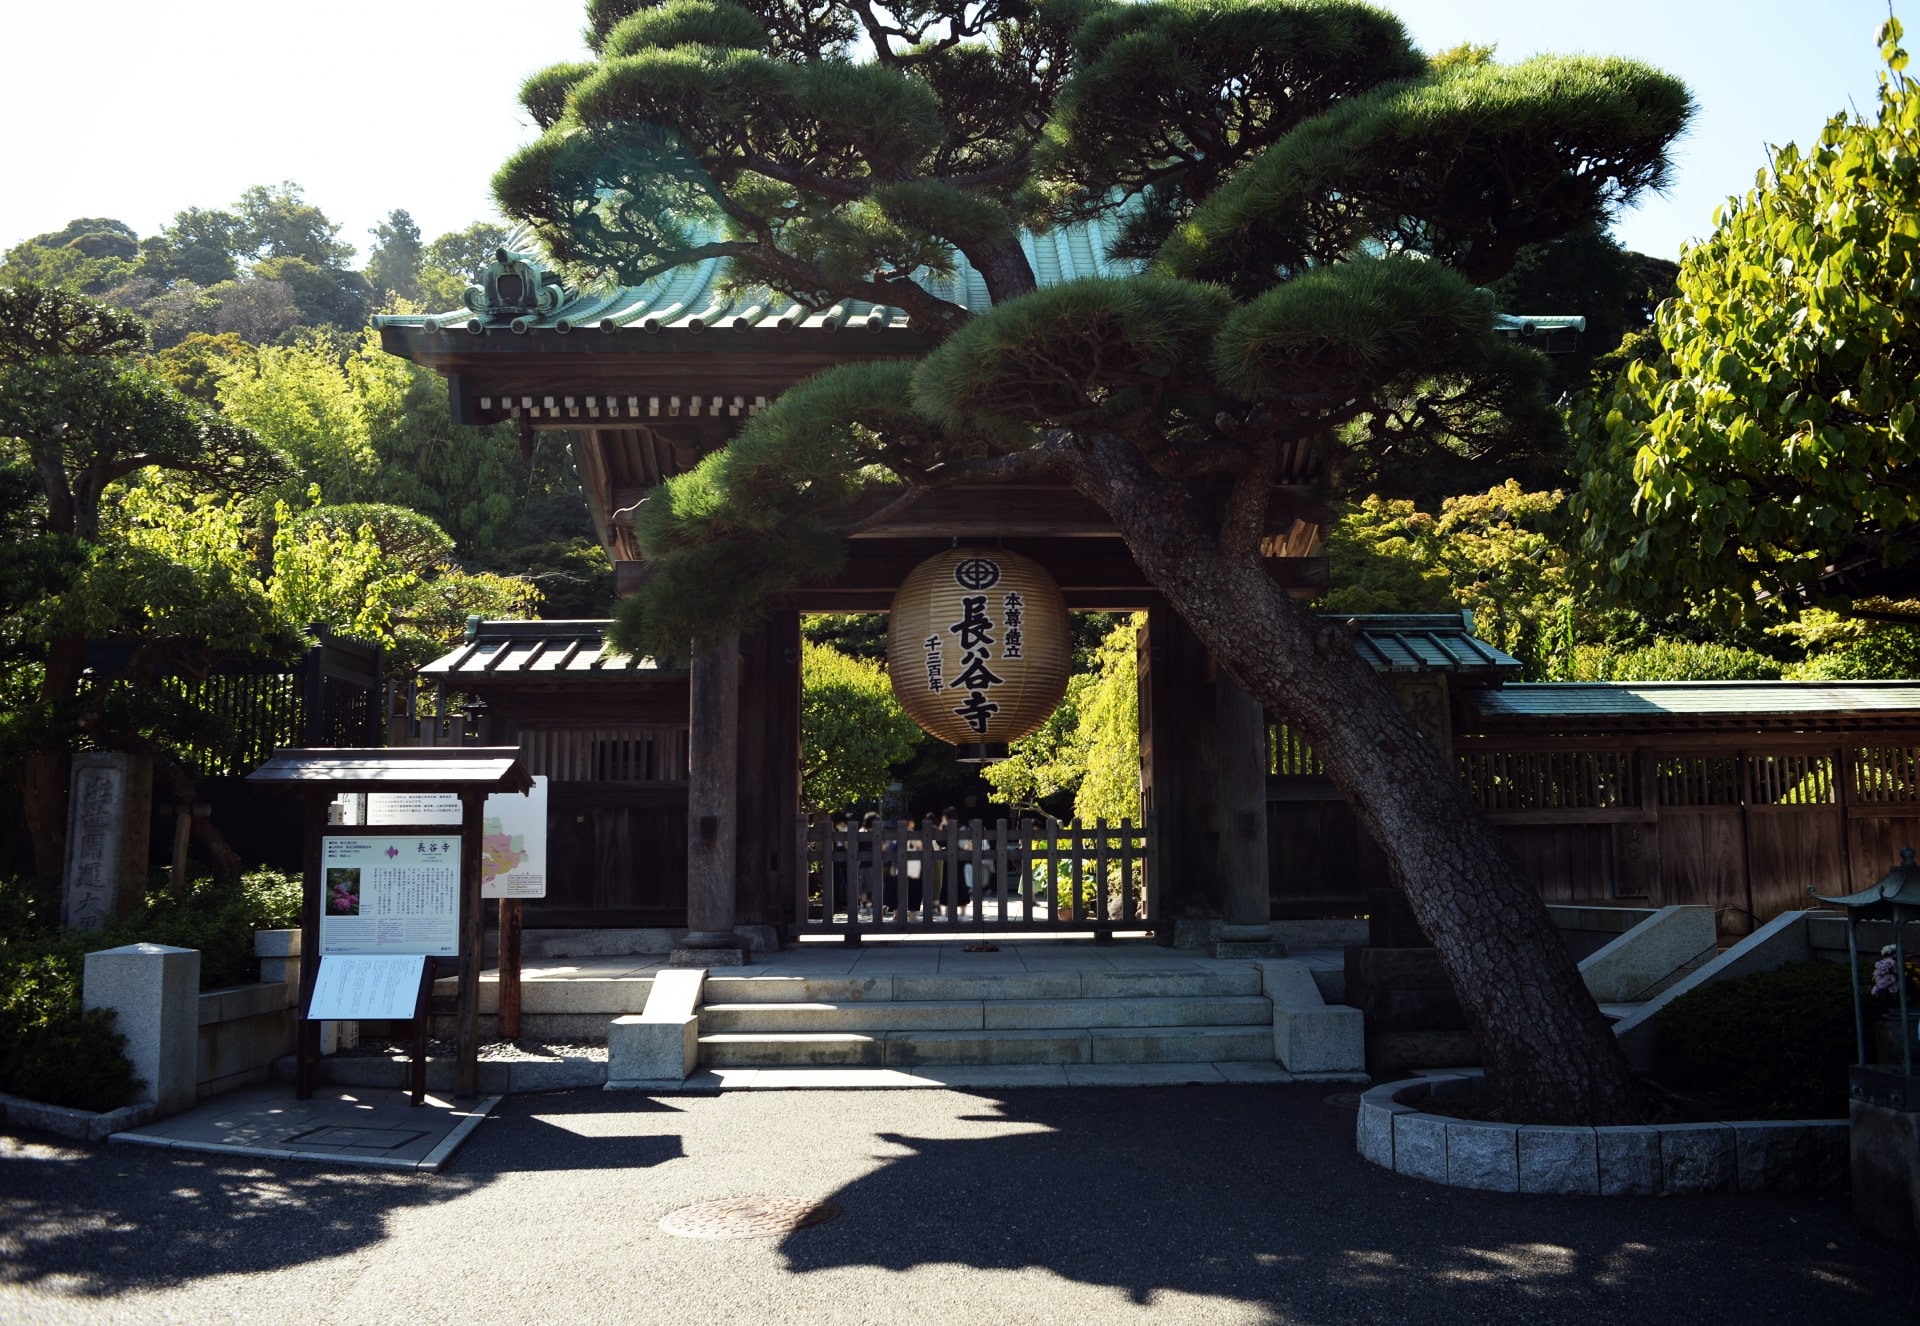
[0, 0, 1897, 265]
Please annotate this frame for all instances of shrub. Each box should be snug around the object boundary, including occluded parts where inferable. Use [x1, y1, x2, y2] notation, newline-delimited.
[0, 866, 301, 1112]
[0, 952, 139, 1112]
[1652, 960, 1854, 1118]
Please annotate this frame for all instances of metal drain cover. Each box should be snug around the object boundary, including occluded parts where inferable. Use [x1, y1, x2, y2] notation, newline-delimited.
[1323, 1090, 1365, 1110]
[660, 1197, 841, 1240]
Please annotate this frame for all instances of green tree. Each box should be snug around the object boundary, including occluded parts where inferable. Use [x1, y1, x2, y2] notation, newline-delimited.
[0, 219, 140, 295]
[137, 206, 244, 288]
[420, 221, 514, 309]
[1325, 483, 1575, 676]
[984, 612, 1141, 821]
[511, 0, 1689, 1123]
[0, 284, 290, 874]
[1575, 19, 1920, 626]
[800, 641, 922, 811]
[367, 209, 426, 304]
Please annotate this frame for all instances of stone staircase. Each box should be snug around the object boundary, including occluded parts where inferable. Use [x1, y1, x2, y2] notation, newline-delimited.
[695, 969, 1275, 1070]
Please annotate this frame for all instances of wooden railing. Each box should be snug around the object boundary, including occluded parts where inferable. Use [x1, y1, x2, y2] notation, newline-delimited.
[796, 815, 1157, 934]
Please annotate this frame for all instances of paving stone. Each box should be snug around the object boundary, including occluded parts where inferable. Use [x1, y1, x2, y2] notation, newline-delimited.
[1660, 1123, 1737, 1193]
[1392, 1111, 1448, 1183]
[1446, 1120, 1519, 1192]
[1733, 1121, 1824, 1193]
[1355, 1098, 1401, 1169]
[1519, 1125, 1599, 1195]
[1596, 1127, 1662, 1196]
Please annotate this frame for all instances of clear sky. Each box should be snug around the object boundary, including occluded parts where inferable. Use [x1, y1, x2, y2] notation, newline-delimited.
[0, 0, 1896, 264]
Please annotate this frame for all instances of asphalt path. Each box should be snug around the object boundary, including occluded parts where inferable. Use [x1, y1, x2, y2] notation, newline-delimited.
[1, 1083, 1913, 1326]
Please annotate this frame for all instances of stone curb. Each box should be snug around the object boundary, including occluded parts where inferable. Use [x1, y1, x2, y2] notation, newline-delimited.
[0, 1090, 156, 1143]
[1354, 1075, 1847, 1196]
[271, 1054, 609, 1094]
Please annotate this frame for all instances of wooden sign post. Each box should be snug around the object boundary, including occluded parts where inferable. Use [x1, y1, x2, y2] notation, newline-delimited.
[247, 748, 534, 1103]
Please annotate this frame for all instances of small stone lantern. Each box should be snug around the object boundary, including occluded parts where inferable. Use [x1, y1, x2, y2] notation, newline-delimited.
[1814, 848, 1920, 1104]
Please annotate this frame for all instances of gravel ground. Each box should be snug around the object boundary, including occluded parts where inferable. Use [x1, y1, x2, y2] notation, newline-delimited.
[2, 1083, 1914, 1326]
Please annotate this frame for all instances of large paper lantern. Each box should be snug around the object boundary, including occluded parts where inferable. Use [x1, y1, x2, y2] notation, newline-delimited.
[886, 546, 1072, 761]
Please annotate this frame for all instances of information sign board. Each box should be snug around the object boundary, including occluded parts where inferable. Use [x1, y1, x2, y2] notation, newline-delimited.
[307, 954, 430, 1020]
[319, 834, 460, 956]
[367, 777, 548, 899]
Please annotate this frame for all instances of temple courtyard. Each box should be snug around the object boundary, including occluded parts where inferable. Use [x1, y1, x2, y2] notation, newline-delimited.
[3, 1082, 1915, 1326]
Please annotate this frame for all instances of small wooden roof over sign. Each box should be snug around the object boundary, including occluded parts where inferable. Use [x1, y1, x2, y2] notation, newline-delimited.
[419, 619, 671, 683]
[246, 746, 534, 796]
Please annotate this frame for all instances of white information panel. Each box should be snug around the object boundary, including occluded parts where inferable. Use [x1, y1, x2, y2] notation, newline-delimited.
[319, 834, 460, 956]
[367, 777, 549, 899]
[307, 953, 429, 1020]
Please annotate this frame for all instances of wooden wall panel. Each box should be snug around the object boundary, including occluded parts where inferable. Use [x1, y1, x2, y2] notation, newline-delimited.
[1501, 825, 1616, 902]
[1658, 809, 1749, 936]
[1745, 808, 1846, 919]
[1266, 791, 1388, 916]
[1849, 815, 1920, 890]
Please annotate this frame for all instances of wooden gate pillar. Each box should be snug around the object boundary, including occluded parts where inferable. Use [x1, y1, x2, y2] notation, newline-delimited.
[676, 631, 747, 964]
[1140, 608, 1276, 952]
[735, 610, 802, 933]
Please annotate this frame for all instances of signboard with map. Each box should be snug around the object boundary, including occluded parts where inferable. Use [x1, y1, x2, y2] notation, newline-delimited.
[366, 776, 548, 899]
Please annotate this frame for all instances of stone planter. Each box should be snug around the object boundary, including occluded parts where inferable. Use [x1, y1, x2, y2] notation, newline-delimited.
[1875, 1014, 1918, 1068]
[1356, 1074, 1847, 1196]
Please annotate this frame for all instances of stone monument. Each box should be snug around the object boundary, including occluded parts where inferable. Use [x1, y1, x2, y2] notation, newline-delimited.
[62, 752, 152, 931]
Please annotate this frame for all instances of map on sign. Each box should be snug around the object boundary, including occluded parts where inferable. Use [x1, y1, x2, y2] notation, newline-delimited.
[479, 775, 546, 899]
[364, 777, 548, 899]
[483, 816, 529, 887]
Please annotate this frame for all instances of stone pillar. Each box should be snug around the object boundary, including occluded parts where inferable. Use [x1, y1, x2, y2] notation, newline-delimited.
[63, 752, 152, 931]
[84, 943, 200, 1117]
[675, 632, 746, 965]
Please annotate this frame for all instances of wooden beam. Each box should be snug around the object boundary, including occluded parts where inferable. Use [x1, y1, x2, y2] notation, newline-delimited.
[605, 482, 1330, 541]
[613, 547, 1327, 604]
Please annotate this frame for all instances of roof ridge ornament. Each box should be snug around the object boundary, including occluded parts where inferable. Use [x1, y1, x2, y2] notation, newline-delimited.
[465, 246, 573, 324]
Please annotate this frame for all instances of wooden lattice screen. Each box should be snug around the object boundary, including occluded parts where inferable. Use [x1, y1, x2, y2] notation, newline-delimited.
[519, 726, 690, 783]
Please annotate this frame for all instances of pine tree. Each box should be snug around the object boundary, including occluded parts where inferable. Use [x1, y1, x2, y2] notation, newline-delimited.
[495, 0, 1690, 1124]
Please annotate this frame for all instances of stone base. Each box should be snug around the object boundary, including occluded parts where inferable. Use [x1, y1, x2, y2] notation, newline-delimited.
[669, 946, 746, 967]
[1852, 1098, 1920, 1246]
[1212, 940, 1287, 960]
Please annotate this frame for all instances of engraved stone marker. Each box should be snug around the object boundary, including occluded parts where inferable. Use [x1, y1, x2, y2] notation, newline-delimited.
[62, 752, 153, 930]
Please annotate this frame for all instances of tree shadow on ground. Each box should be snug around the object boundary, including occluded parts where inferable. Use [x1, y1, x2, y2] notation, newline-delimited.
[776, 1084, 1920, 1325]
[0, 1093, 684, 1299]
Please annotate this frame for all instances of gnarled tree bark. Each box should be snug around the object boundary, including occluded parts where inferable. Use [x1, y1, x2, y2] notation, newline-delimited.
[1066, 433, 1641, 1126]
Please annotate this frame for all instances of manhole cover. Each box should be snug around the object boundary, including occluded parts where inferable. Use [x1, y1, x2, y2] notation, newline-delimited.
[1323, 1091, 1365, 1110]
[660, 1197, 842, 1240]
[282, 1126, 429, 1151]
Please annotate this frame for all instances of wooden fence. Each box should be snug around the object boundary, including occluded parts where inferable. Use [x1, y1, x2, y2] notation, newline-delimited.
[796, 815, 1156, 935]
[1268, 722, 1920, 937]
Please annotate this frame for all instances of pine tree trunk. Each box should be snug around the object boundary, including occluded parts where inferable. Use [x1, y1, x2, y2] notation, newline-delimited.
[1072, 439, 1642, 1126]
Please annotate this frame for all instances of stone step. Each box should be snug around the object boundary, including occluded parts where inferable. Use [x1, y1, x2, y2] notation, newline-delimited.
[702, 969, 1261, 1004]
[700, 1033, 885, 1067]
[698, 995, 1272, 1035]
[698, 1024, 1272, 1069]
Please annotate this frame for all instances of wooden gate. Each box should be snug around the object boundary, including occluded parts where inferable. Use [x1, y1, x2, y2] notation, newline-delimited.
[795, 815, 1157, 936]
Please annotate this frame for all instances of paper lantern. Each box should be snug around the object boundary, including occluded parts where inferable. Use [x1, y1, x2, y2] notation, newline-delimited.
[886, 546, 1072, 761]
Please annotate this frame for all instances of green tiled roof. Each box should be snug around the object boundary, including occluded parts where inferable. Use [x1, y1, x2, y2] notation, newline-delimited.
[375, 221, 1585, 342]
[1468, 681, 1920, 719]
